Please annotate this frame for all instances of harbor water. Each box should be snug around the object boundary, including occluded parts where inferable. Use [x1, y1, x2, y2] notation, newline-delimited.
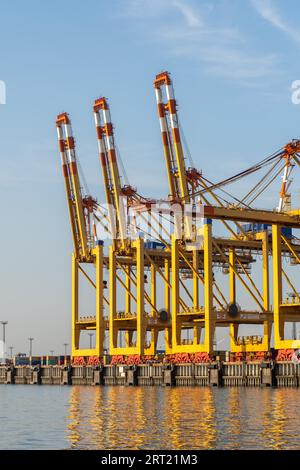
[0, 385, 299, 450]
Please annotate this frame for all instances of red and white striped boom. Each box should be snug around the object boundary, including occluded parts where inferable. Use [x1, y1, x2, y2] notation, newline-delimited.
[154, 71, 189, 202]
[56, 112, 89, 258]
[93, 98, 127, 243]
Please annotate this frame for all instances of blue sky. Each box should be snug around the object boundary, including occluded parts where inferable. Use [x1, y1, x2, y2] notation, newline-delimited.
[0, 0, 300, 354]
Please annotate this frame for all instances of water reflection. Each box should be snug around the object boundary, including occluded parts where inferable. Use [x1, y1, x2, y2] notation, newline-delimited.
[66, 387, 300, 450]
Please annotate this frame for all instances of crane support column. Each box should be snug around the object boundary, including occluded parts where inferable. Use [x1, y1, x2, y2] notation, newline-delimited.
[193, 250, 199, 310]
[262, 231, 271, 351]
[94, 242, 104, 357]
[193, 249, 201, 346]
[203, 219, 214, 354]
[229, 248, 239, 351]
[109, 245, 118, 352]
[145, 263, 157, 355]
[164, 258, 172, 354]
[71, 253, 80, 353]
[134, 237, 145, 356]
[171, 234, 180, 348]
[124, 266, 133, 348]
[272, 225, 300, 349]
[272, 224, 283, 348]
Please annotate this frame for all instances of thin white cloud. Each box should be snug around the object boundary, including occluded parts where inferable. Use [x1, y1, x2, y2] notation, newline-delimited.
[173, 0, 203, 28]
[121, 0, 280, 84]
[122, 0, 203, 26]
[251, 0, 300, 43]
[122, 0, 171, 18]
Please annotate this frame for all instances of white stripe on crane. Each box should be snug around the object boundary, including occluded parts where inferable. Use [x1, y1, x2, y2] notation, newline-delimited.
[169, 113, 178, 129]
[165, 84, 175, 101]
[159, 117, 167, 133]
[94, 112, 101, 126]
[106, 135, 115, 151]
[155, 88, 163, 103]
[102, 109, 111, 124]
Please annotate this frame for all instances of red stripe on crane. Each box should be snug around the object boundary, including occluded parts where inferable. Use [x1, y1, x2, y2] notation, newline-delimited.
[70, 162, 77, 175]
[162, 132, 168, 146]
[172, 127, 181, 143]
[168, 99, 176, 114]
[62, 164, 69, 178]
[66, 136, 75, 150]
[105, 122, 113, 137]
[157, 103, 165, 118]
[108, 149, 117, 163]
[100, 153, 107, 166]
[58, 140, 65, 152]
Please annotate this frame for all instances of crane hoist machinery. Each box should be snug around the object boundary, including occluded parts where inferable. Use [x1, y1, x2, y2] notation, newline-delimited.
[56, 72, 300, 362]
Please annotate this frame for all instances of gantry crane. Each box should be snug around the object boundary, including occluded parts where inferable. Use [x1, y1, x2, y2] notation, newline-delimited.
[57, 73, 300, 363]
[56, 113, 105, 359]
[93, 97, 172, 356]
[153, 72, 300, 356]
[153, 71, 223, 354]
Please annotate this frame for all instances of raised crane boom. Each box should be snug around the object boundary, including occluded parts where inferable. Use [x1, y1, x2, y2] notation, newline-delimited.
[56, 112, 89, 259]
[93, 98, 127, 246]
[154, 71, 203, 239]
[154, 71, 190, 203]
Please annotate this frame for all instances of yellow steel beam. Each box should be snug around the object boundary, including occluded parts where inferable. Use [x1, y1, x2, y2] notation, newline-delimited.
[179, 277, 194, 304]
[109, 245, 118, 351]
[261, 231, 270, 311]
[203, 220, 214, 354]
[134, 238, 145, 356]
[118, 260, 159, 315]
[125, 266, 131, 314]
[144, 251, 187, 311]
[212, 239, 264, 311]
[282, 269, 298, 299]
[229, 248, 237, 352]
[272, 224, 284, 347]
[235, 256, 263, 302]
[281, 234, 300, 264]
[229, 248, 236, 304]
[203, 205, 300, 227]
[271, 226, 300, 349]
[164, 258, 172, 353]
[193, 250, 199, 310]
[171, 234, 180, 347]
[199, 177, 248, 239]
[178, 248, 224, 309]
[71, 254, 79, 355]
[78, 264, 109, 306]
[95, 243, 104, 356]
[144, 263, 158, 355]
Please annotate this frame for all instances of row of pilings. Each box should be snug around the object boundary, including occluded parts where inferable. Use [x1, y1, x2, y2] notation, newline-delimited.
[0, 361, 300, 387]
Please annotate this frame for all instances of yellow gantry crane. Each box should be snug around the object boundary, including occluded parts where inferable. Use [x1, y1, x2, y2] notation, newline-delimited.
[56, 112, 106, 358]
[57, 74, 300, 362]
[93, 97, 172, 356]
[153, 72, 214, 353]
[153, 72, 300, 356]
